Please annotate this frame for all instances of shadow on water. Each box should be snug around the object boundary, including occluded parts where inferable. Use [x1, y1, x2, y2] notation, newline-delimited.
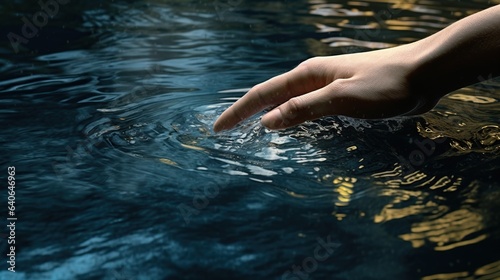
[0, 0, 499, 279]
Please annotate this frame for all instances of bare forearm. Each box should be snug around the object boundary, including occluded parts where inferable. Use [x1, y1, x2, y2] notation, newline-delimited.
[408, 5, 500, 101]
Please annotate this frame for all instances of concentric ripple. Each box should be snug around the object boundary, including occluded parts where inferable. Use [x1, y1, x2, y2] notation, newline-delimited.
[82, 87, 413, 186]
[84, 89, 334, 180]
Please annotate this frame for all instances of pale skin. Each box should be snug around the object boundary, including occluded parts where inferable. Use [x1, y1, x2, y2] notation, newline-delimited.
[213, 5, 500, 132]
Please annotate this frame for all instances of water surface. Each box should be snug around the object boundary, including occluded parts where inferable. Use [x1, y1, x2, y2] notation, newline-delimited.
[1, 0, 499, 279]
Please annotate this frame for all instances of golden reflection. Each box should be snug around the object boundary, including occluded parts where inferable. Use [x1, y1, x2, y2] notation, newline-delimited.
[418, 115, 500, 154]
[346, 145, 358, 152]
[347, 1, 369, 6]
[386, 25, 420, 32]
[373, 166, 487, 252]
[399, 208, 486, 251]
[477, 125, 500, 147]
[475, 260, 500, 278]
[385, 19, 447, 31]
[389, 0, 418, 11]
[332, 176, 357, 208]
[372, 166, 435, 221]
[304, 0, 444, 54]
[383, 170, 430, 187]
[390, 1, 441, 15]
[447, 93, 497, 104]
[309, 4, 374, 17]
[429, 176, 462, 192]
[286, 191, 307, 199]
[417, 84, 500, 154]
[372, 164, 403, 178]
[159, 158, 178, 167]
[422, 259, 500, 280]
[321, 37, 396, 49]
[421, 271, 469, 280]
[374, 201, 442, 223]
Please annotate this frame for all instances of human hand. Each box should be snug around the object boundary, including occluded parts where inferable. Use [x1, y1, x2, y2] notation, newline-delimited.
[214, 5, 500, 132]
[213, 45, 435, 132]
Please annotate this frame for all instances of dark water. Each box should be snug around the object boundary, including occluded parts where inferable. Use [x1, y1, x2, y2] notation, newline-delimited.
[1, 0, 499, 279]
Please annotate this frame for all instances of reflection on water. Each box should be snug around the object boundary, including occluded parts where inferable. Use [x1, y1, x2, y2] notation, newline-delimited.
[1, 0, 499, 279]
[373, 167, 486, 251]
[418, 87, 500, 155]
[401, 207, 486, 251]
[422, 259, 500, 280]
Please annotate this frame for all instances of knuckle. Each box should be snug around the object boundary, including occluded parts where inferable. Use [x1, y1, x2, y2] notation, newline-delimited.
[296, 57, 324, 87]
[249, 83, 273, 107]
[228, 106, 245, 121]
[297, 57, 318, 72]
[251, 82, 264, 93]
[249, 83, 264, 99]
[329, 79, 349, 95]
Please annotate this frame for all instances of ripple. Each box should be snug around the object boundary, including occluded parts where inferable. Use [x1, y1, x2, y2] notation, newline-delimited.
[81, 85, 416, 204]
[321, 36, 396, 49]
[83, 88, 345, 182]
[310, 3, 375, 17]
[400, 207, 486, 251]
[2, 0, 499, 279]
[372, 166, 491, 252]
[422, 260, 500, 280]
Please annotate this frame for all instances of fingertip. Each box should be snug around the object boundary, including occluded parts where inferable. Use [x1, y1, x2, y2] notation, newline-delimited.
[212, 120, 226, 133]
[212, 117, 223, 132]
[213, 116, 238, 132]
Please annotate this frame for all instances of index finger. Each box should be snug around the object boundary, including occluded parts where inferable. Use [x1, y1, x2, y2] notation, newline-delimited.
[213, 59, 327, 132]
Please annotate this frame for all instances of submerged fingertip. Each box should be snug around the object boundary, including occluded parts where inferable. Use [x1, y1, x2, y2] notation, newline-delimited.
[213, 120, 235, 132]
[213, 124, 224, 133]
[212, 121, 222, 132]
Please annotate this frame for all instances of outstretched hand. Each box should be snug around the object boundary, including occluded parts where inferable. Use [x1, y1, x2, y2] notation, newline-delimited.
[213, 5, 500, 132]
[213, 45, 431, 132]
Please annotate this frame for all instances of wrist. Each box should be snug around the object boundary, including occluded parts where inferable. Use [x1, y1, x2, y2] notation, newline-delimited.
[405, 5, 500, 101]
